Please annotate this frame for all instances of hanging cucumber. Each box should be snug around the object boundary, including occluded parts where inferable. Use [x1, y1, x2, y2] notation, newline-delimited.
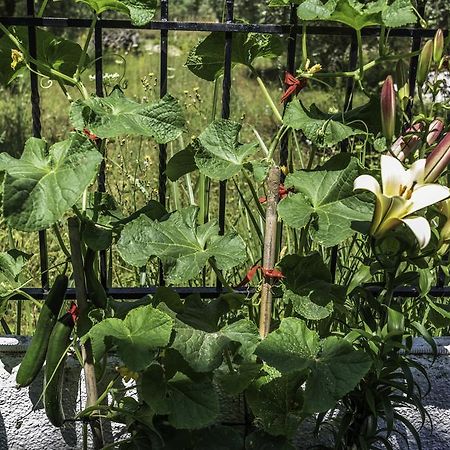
[44, 305, 77, 428]
[16, 274, 68, 387]
[84, 248, 107, 309]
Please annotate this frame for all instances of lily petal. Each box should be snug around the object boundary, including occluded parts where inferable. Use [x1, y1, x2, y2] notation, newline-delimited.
[381, 155, 406, 196]
[372, 195, 408, 237]
[400, 216, 431, 248]
[354, 174, 381, 195]
[408, 184, 450, 214]
[406, 158, 426, 186]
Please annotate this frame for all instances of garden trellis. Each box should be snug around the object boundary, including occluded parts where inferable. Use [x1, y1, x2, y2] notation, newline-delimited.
[0, 0, 448, 303]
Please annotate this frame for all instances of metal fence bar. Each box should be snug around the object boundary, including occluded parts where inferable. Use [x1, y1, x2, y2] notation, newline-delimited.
[280, 4, 298, 169]
[330, 34, 359, 282]
[217, 0, 234, 289]
[158, 0, 169, 287]
[0, 17, 446, 38]
[94, 17, 108, 288]
[11, 284, 450, 301]
[158, 0, 169, 207]
[26, 0, 49, 292]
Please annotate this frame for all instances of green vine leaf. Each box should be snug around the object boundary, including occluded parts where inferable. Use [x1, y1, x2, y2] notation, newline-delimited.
[185, 31, 283, 81]
[256, 317, 372, 413]
[303, 336, 373, 414]
[295, 0, 416, 30]
[70, 89, 186, 144]
[86, 304, 173, 371]
[0, 250, 31, 301]
[280, 253, 345, 320]
[256, 318, 320, 373]
[0, 134, 102, 231]
[283, 101, 361, 147]
[194, 119, 258, 181]
[278, 154, 373, 247]
[117, 206, 246, 284]
[0, 28, 88, 85]
[246, 373, 304, 437]
[172, 321, 231, 372]
[76, 0, 157, 26]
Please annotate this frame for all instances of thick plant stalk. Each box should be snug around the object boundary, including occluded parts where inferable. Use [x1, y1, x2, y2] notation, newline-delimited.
[259, 166, 281, 338]
[68, 217, 104, 449]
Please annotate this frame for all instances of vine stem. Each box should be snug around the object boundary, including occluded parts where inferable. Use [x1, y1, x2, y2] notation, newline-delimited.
[75, 15, 97, 82]
[259, 166, 281, 338]
[37, 0, 49, 17]
[356, 29, 364, 79]
[68, 217, 104, 449]
[255, 75, 283, 123]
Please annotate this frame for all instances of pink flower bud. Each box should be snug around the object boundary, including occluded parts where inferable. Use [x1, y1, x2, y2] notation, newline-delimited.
[427, 118, 444, 145]
[390, 122, 423, 161]
[424, 133, 450, 182]
[381, 75, 396, 143]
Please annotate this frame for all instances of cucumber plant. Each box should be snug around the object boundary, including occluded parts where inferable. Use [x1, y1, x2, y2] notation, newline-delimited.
[1, 1, 449, 449]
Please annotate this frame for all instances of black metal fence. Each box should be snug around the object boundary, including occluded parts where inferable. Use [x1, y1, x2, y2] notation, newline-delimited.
[1, 0, 449, 300]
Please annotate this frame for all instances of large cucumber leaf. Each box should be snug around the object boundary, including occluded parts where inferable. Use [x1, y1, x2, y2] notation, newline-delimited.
[279, 253, 345, 320]
[270, 0, 416, 29]
[141, 365, 220, 429]
[70, 89, 186, 143]
[76, 0, 157, 26]
[256, 317, 372, 413]
[0, 134, 102, 231]
[278, 154, 373, 247]
[283, 101, 362, 147]
[86, 304, 173, 371]
[186, 31, 283, 81]
[166, 119, 258, 181]
[117, 206, 246, 284]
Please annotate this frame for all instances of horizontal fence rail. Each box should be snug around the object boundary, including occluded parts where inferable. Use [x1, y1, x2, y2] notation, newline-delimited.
[0, 17, 447, 38]
[1, 2, 449, 301]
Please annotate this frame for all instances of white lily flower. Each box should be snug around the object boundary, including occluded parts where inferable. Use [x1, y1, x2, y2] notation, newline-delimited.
[354, 155, 450, 248]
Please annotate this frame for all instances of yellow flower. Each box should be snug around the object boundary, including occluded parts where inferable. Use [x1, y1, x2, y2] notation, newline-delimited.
[11, 49, 24, 70]
[116, 365, 139, 382]
[354, 155, 450, 248]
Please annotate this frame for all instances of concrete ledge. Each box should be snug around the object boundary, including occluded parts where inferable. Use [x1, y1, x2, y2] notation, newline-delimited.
[1, 337, 449, 449]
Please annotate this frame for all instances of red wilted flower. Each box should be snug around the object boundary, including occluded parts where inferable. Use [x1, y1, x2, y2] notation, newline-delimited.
[235, 264, 284, 288]
[281, 72, 307, 104]
[83, 128, 99, 142]
[259, 184, 292, 203]
[68, 302, 79, 323]
[380, 75, 396, 144]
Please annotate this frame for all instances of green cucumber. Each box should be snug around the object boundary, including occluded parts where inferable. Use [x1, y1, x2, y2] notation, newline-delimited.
[44, 312, 75, 427]
[16, 274, 68, 387]
[84, 248, 107, 309]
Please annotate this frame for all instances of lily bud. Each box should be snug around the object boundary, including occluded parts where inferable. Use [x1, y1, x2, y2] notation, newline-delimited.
[390, 122, 423, 161]
[381, 75, 396, 144]
[433, 29, 445, 64]
[417, 40, 433, 85]
[426, 118, 444, 145]
[395, 59, 410, 111]
[424, 133, 450, 182]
